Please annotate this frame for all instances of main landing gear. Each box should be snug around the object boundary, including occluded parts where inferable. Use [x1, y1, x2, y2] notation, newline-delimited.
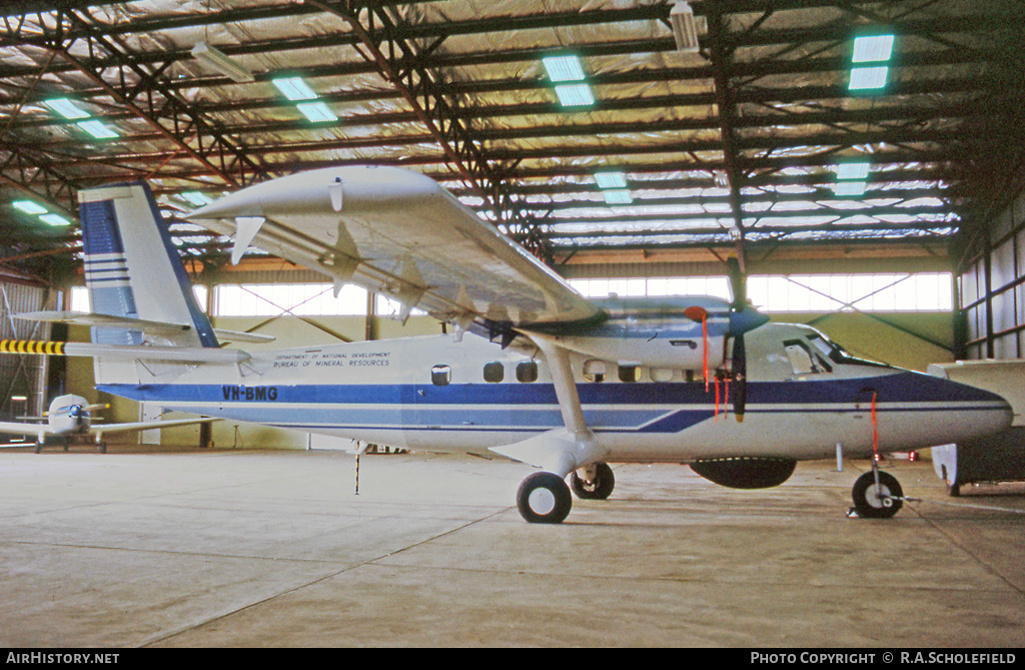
[516, 462, 616, 524]
[850, 469, 904, 518]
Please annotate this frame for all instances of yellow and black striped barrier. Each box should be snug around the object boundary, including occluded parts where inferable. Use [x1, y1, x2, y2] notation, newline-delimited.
[0, 339, 67, 355]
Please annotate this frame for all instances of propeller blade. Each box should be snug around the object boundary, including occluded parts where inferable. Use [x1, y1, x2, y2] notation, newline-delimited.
[727, 256, 746, 310]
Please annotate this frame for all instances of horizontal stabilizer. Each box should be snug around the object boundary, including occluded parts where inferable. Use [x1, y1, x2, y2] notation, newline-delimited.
[0, 339, 250, 364]
[16, 311, 191, 337]
[16, 312, 276, 344]
[211, 328, 276, 343]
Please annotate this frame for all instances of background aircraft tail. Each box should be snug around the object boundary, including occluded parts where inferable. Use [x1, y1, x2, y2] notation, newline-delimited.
[78, 181, 218, 350]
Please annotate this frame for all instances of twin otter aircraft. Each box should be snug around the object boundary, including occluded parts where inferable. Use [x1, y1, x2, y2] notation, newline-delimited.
[25, 166, 1012, 522]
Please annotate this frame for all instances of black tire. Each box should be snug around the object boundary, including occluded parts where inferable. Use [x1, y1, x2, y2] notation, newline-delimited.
[852, 470, 903, 519]
[33, 443, 43, 454]
[97, 442, 107, 454]
[570, 462, 615, 500]
[516, 472, 572, 524]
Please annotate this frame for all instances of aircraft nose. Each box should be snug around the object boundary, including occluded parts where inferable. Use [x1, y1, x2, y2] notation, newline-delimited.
[949, 380, 1014, 439]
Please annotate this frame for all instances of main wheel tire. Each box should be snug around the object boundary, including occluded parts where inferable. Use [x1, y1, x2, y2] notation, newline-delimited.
[570, 462, 615, 500]
[516, 472, 572, 524]
[852, 470, 903, 519]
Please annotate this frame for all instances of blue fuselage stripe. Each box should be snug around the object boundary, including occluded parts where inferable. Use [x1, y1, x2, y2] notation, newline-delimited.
[98, 371, 1006, 435]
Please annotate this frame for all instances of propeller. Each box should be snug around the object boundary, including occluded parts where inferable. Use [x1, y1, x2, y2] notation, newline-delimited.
[727, 257, 748, 422]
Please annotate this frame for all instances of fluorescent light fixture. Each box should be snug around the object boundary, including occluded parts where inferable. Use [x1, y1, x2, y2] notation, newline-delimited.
[40, 213, 71, 226]
[554, 83, 594, 107]
[12, 200, 48, 215]
[43, 98, 90, 120]
[833, 181, 867, 197]
[76, 120, 118, 139]
[181, 192, 213, 206]
[272, 76, 318, 101]
[594, 171, 627, 189]
[603, 189, 633, 205]
[852, 34, 895, 63]
[670, 1, 700, 53]
[542, 55, 585, 82]
[191, 41, 255, 83]
[833, 162, 870, 180]
[296, 101, 338, 123]
[849, 66, 889, 91]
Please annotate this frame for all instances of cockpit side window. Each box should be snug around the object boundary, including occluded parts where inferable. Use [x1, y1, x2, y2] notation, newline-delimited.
[807, 332, 889, 369]
[783, 339, 833, 375]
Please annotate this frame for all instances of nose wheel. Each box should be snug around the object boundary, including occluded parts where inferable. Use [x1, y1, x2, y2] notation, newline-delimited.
[851, 469, 903, 518]
[516, 472, 572, 524]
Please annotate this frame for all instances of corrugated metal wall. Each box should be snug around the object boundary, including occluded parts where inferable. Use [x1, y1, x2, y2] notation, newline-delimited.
[0, 282, 54, 420]
[959, 189, 1025, 360]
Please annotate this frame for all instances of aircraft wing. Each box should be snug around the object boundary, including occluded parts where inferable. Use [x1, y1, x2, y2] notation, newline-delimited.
[87, 416, 218, 436]
[0, 417, 215, 438]
[0, 420, 50, 438]
[187, 166, 601, 330]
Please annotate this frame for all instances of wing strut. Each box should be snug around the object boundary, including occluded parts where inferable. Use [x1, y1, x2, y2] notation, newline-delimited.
[490, 335, 606, 477]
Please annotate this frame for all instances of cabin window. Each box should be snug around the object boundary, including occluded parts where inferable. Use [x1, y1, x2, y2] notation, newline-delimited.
[583, 359, 606, 383]
[431, 364, 452, 386]
[618, 365, 641, 383]
[516, 360, 538, 383]
[483, 361, 504, 383]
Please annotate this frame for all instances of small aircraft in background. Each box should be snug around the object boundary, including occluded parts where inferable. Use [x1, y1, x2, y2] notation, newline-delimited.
[0, 393, 216, 453]
[0, 166, 1014, 522]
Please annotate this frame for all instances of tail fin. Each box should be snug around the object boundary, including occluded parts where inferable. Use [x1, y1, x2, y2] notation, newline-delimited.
[79, 182, 218, 349]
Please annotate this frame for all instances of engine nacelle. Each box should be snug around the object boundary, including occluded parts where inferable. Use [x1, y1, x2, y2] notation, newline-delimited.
[532, 295, 742, 370]
[46, 394, 92, 435]
[689, 457, 797, 489]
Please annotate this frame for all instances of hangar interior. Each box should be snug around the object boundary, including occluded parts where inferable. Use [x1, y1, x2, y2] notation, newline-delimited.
[3, 0, 1024, 448]
[2, 0, 1025, 649]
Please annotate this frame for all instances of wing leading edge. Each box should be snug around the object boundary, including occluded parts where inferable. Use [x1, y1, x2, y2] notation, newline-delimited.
[186, 166, 601, 332]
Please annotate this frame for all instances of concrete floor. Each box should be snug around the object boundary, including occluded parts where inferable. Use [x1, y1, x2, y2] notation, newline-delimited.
[1, 444, 1024, 648]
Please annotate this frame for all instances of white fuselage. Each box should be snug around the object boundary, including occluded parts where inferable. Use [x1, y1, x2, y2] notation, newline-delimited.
[96, 323, 1012, 463]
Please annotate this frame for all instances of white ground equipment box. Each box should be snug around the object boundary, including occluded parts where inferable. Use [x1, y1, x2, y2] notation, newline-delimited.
[927, 360, 1025, 495]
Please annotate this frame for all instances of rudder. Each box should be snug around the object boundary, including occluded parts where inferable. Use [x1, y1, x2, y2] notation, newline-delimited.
[79, 181, 218, 349]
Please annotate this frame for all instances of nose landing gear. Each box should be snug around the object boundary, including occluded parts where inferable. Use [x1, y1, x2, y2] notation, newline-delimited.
[851, 469, 904, 518]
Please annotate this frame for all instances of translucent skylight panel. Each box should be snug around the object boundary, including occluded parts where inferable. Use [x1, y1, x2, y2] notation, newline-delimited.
[849, 66, 889, 90]
[44, 98, 90, 119]
[181, 192, 213, 206]
[833, 162, 870, 180]
[594, 171, 627, 189]
[852, 34, 895, 63]
[12, 200, 47, 214]
[296, 102, 338, 122]
[833, 181, 867, 197]
[602, 189, 633, 205]
[542, 55, 585, 82]
[40, 214, 71, 226]
[554, 84, 594, 107]
[272, 77, 318, 101]
[76, 120, 118, 139]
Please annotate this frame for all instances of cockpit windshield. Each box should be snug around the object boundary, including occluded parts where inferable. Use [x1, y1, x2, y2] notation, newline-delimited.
[805, 333, 892, 369]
